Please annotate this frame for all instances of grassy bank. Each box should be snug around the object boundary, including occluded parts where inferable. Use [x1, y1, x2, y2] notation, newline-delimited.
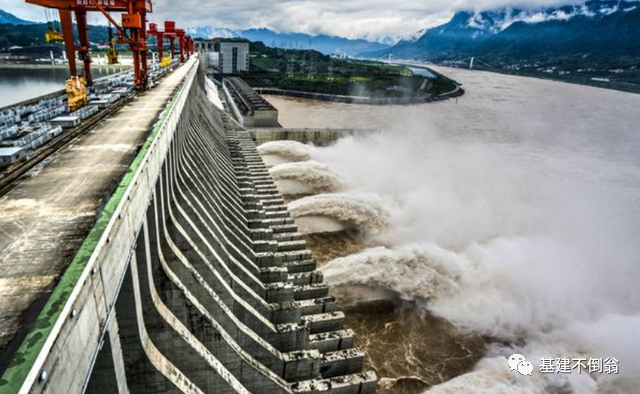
[225, 42, 460, 99]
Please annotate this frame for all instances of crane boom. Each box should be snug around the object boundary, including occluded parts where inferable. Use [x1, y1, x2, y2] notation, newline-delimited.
[25, 0, 153, 90]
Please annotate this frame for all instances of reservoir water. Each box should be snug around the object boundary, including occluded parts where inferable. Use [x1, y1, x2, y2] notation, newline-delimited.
[262, 67, 640, 393]
[0, 66, 129, 108]
[407, 66, 436, 78]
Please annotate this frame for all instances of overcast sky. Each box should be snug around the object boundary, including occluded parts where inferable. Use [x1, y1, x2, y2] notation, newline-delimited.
[0, 0, 603, 42]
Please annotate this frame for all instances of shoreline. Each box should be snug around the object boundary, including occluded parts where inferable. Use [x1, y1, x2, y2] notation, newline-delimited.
[486, 67, 640, 95]
[400, 61, 640, 95]
[0, 68, 132, 112]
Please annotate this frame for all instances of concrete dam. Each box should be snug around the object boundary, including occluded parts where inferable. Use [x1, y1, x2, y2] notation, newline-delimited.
[0, 59, 376, 393]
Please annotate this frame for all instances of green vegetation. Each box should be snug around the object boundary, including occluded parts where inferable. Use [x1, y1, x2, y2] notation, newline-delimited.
[486, 55, 640, 94]
[235, 41, 458, 98]
[0, 23, 111, 51]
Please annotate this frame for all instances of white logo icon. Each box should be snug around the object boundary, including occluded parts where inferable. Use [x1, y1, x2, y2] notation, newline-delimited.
[518, 360, 534, 376]
[508, 354, 526, 371]
[508, 354, 532, 376]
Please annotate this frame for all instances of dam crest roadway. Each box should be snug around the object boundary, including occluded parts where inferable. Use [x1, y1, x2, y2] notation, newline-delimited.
[0, 57, 377, 394]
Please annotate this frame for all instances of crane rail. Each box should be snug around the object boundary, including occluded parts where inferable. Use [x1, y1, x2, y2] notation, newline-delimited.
[0, 93, 136, 197]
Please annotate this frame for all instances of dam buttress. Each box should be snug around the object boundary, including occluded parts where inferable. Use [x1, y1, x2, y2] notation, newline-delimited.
[0, 59, 377, 394]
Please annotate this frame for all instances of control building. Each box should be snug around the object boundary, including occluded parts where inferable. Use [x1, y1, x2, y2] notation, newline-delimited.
[218, 41, 250, 73]
[197, 40, 250, 74]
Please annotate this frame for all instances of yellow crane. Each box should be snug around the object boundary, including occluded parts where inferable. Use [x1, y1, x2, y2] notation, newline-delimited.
[44, 8, 63, 42]
[106, 25, 119, 65]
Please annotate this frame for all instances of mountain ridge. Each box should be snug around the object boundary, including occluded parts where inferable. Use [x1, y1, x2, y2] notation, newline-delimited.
[360, 1, 640, 93]
[364, 0, 640, 61]
[187, 26, 389, 56]
[0, 9, 389, 56]
[0, 9, 34, 25]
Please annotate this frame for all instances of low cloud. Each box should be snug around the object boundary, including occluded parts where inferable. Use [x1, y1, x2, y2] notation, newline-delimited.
[2, 0, 635, 42]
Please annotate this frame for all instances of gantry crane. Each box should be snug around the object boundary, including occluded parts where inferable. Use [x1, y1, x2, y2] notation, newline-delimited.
[148, 23, 164, 60]
[149, 21, 176, 67]
[25, 0, 152, 90]
[175, 29, 194, 63]
[164, 21, 177, 60]
[149, 21, 192, 66]
[176, 28, 186, 63]
[187, 36, 195, 57]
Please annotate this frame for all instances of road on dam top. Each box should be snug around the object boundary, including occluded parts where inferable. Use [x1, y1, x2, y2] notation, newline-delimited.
[0, 59, 195, 365]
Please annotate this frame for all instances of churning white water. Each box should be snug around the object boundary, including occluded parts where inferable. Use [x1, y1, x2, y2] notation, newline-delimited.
[287, 193, 389, 234]
[263, 66, 640, 393]
[269, 161, 344, 195]
[257, 140, 312, 167]
[322, 244, 465, 301]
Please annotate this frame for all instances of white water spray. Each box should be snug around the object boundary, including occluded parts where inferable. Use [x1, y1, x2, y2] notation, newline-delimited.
[323, 244, 467, 302]
[269, 161, 343, 195]
[287, 193, 389, 234]
[257, 140, 312, 167]
[310, 117, 640, 393]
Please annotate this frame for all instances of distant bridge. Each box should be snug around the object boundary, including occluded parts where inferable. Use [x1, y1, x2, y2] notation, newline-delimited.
[0, 58, 376, 394]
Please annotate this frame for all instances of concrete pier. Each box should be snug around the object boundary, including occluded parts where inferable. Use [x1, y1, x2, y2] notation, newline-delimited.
[223, 78, 280, 128]
[0, 58, 376, 394]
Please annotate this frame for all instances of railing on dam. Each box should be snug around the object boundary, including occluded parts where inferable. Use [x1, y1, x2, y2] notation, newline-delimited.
[0, 59, 376, 394]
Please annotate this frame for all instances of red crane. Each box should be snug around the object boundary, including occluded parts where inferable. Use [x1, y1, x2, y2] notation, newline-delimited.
[164, 20, 177, 60]
[148, 22, 164, 60]
[176, 28, 186, 63]
[25, 0, 153, 89]
[187, 37, 195, 56]
[148, 21, 192, 65]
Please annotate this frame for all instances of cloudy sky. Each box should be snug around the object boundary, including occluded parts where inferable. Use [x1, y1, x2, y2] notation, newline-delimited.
[1, 0, 593, 42]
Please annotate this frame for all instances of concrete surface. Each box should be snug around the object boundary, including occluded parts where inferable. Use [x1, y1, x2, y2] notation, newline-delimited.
[0, 59, 193, 372]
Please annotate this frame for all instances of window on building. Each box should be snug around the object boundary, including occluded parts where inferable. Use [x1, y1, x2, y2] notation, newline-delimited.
[232, 47, 238, 73]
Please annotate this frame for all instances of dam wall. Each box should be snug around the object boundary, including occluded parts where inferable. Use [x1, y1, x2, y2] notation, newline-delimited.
[0, 60, 375, 394]
[250, 128, 374, 147]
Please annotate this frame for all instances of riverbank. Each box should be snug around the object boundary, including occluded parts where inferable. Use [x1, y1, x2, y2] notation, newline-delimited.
[400, 61, 640, 95]
[494, 67, 640, 95]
